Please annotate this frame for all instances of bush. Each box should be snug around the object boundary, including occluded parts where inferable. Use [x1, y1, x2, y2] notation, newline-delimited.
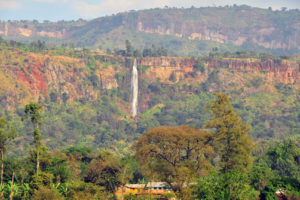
[66, 181, 111, 200]
[193, 171, 257, 200]
[194, 61, 205, 73]
[259, 177, 300, 200]
[249, 77, 264, 88]
[124, 193, 137, 200]
[62, 92, 69, 103]
[50, 92, 58, 103]
[89, 74, 99, 88]
[169, 72, 177, 82]
[32, 186, 64, 200]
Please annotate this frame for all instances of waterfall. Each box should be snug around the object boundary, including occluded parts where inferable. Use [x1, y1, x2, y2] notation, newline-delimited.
[130, 59, 138, 117]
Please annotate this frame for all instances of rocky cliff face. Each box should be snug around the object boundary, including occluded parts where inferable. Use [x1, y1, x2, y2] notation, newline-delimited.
[139, 57, 195, 82]
[208, 58, 299, 84]
[1, 7, 299, 53]
[134, 7, 300, 50]
[0, 48, 299, 110]
[139, 57, 299, 85]
[0, 22, 66, 38]
[0, 50, 126, 108]
[136, 20, 299, 50]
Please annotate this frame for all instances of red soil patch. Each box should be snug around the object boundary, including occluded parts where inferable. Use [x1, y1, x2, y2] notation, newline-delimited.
[31, 63, 47, 95]
[16, 61, 48, 95]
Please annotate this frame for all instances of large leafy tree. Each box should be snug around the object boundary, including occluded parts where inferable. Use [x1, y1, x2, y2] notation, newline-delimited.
[205, 93, 253, 173]
[0, 118, 16, 185]
[265, 139, 299, 179]
[135, 125, 214, 199]
[193, 170, 256, 200]
[24, 103, 43, 174]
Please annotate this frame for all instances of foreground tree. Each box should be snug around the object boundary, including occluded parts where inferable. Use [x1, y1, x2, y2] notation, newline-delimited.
[135, 126, 214, 199]
[265, 139, 300, 179]
[205, 93, 253, 173]
[32, 186, 63, 200]
[205, 93, 254, 200]
[24, 103, 43, 174]
[193, 170, 256, 200]
[84, 151, 121, 193]
[0, 118, 17, 186]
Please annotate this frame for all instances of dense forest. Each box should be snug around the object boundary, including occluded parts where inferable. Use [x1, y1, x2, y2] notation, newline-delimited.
[0, 94, 299, 199]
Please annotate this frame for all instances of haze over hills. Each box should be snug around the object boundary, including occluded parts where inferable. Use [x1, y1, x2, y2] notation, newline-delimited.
[1, 5, 300, 55]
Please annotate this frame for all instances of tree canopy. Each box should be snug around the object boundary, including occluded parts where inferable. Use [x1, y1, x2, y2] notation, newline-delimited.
[0, 118, 16, 186]
[24, 102, 44, 174]
[135, 125, 214, 199]
[205, 93, 254, 173]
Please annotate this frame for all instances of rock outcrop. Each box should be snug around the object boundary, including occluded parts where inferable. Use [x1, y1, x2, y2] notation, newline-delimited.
[139, 57, 299, 85]
[208, 58, 299, 84]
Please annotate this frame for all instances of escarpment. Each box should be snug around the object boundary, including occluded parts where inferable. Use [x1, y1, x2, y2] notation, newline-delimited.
[0, 50, 299, 109]
[139, 57, 299, 84]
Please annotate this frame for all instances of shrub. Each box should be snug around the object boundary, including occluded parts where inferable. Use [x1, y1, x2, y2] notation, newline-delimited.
[32, 186, 64, 200]
[169, 72, 177, 82]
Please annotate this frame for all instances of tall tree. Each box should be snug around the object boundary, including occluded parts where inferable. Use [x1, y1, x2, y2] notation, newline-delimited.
[205, 93, 254, 200]
[135, 126, 214, 199]
[125, 40, 133, 57]
[205, 93, 253, 173]
[0, 118, 16, 185]
[24, 103, 43, 174]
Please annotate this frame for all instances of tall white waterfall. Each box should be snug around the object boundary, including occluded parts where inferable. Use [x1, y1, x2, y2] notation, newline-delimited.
[130, 59, 138, 117]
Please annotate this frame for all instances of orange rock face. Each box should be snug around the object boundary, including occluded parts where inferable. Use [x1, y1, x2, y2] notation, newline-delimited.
[140, 57, 299, 85]
[17, 62, 47, 95]
[207, 58, 299, 84]
[2, 53, 299, 109]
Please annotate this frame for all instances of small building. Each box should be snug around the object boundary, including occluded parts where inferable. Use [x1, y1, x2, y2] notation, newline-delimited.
[115, 182, 175, 200]
[146, 182, 172, 194]
[115, 184, 146, 195]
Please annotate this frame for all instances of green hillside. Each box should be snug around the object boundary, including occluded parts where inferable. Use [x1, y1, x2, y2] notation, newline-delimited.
[0, 40, 299, 157]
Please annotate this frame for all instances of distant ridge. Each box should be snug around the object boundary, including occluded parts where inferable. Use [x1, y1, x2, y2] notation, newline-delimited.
[0, 5, 299, 55]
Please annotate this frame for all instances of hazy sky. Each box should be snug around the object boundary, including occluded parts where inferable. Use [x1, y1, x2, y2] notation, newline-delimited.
[0, 0, 299, 21]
